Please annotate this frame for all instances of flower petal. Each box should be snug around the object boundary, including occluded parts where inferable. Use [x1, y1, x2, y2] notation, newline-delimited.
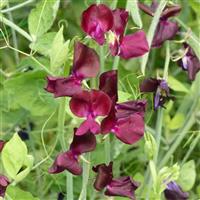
[114, 114, 145, 145]
[0, 140, 5, 153]
[0, 175, 10, 197]
[111, 9, 129, 37]
[48, 151, 82, 175]
[119, 31, 149, 59]
[99, 70, 118, 103]
[140, 78, 160, 92]
[93, 162, 113, 191]
[105, 176, 139, 199]
[70, 129, 96, 154]
[161, 4, 181, 19]
[45, 76, 82, 97]
[73, 42, 100, 79]
[164, 181, 189, 200]
[152, 20, 179, 48]
[75, 119, 100, 136]
[81, 4, 113, 45]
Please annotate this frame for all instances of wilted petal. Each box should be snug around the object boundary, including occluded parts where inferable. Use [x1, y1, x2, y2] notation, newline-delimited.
[119, 31, 149, 59]
[140, 78, 160, 92]
[48, 151, 82, 175]
[99, 70, 118, 103]
[105, 176, 139, 199]
[93, 162, 113, 191]
[45, 76, 82, 97]
[75, 118, 100, 135]
[0, 140, 5, 152]
[0, 175, 10, 197]
[114, 113, 145, 145]
[73, 42, 100, 79]
[70, 129, 96, 154]
[152, 20, 179, 48]
[81, 4, 113, 45]
[111, 9, 129, 37]
[164, 181, 189, 200]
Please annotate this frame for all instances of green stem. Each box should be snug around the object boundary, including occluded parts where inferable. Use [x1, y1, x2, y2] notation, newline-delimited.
[112, 56, 120, 70]
[105, 136, 111, 164]
[67, 172, 73, 200]
[141, 0, 167, 75]
[100, 45, 104, 72]
[79, 153, 90, 200]
[163, 41, 170, 80]
[0, 14, 33, 42]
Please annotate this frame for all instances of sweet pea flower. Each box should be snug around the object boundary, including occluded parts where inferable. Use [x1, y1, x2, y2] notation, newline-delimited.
[93, 162, 139, 199]
[69, 89, 112, 135]
[164, 181, 189, 200]
[138, 0, 181, 48]
[140, 78, 170, 110]
[45, 41, 100, 97]
[177, 43, 200, 81]
[81, 4, 149, 59]
[49, 129, 96, 175]
[0, 140, 5, 152]
[100, 70, 147, 145]
[0, 175, 10, 197]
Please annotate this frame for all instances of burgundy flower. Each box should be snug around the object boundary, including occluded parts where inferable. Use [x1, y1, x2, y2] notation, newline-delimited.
[164, 181, 189, 200]
[45, 41, 100, 97]
[139, 1, 181, 48]
[81, 5, 149, 59]
[0, 175, 10, 197]
[177, 43, 200, 81]
[0, 140, 5, 152]
[70, 90, 111, 135]
[49, 130, 96, 175]
[93, 162, 139, 199]
[140, 78, 170, 110]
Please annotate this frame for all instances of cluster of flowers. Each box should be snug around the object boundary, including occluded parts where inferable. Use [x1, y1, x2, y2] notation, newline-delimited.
[44, 1, 199, 199]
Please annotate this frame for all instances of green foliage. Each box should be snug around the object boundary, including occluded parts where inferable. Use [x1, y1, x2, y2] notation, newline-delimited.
[168, 76, 189, 93]
[28, 0, 60, 40]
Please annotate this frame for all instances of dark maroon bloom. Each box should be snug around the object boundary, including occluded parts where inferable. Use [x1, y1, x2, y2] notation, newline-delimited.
[70, 90, 111, 135]
[101, 100, 147, 144]
[45, 42, 100, 97]
[49, 130, 96, 175]
[139, 1, 181, 48]
[93, 162, 139, 199]
[0, 140, 5, 152]
[140, 78, 170, 110]
[164, 181, 189, 200]
[81, 5, 149, 59]
[0, 175, 10, 197]
[81, 4, 113, 45]
[177, 43, 200, 81]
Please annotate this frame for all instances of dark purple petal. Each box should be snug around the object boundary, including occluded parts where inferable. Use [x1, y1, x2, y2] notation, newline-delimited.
[111, 9, 129, 37]
[140, 78, 160, 92]
[0, 140, 5, 152]
[161, 4, 181, 19]
[81, 4, 113, 45]
[72, 42, 100, 79]
[48, 151, 82, 175]
[164, 181, 189, 200]
[105, 176, 139, 199]
[118, 31, 149, 59]
[0, 175, 10, 197]
[99, 70, 118, 103]
[152, 19, 179, 48]
[70, 90, 112, 118]
[45, 76, 82, 97]
[75, 118, 100, 136]
[114, 113, 145, 145]
[138, 2, 155, 17]
[70, 129, 96, 154]
[93, 162, 113, 191]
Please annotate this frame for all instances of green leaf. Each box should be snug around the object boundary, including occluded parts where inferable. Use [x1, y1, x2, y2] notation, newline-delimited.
[169, 113, 185, 130]
[15, 155, 34, 182]
[29, 32, 56, 56]
[188, 1, 200, 16]
[6, 186, 39, 200]
[0, 0, 8, 9]
[168, 76, 189, 93]
[2, 133, 27, 179]
[178, 160, 196, 191]
[118, 90, 132, 102]
[126, 0, 143, 28]
[28, 0, 60, 40]
[50, 26, 70, 71]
